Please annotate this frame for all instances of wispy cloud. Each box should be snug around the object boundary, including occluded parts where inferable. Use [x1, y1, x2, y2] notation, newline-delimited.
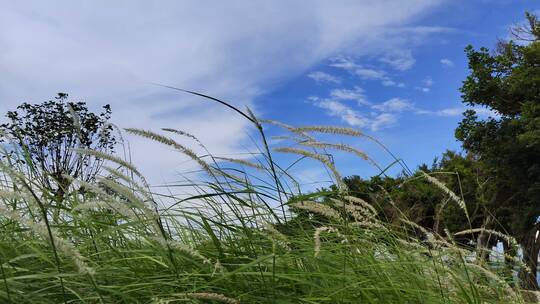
[415, 86, 431, 93]
[440, 58, 454, 67]
[330, 57, 405, 87]
[0, 1, 445, 182]
[379, 50, 416, 71]
[310, 81, 500, 133]
[439, 107, 499, 118]
[423, 78, 434, 87]
[400, 26, 456, 34]
[308, 71, 341, 84]
[371, 113, 398, 130]
[355, 68, 387, 80]
[329, 87, 370, 106]
[310, 97, 370, 128]
[416, 106, 500, 118]
[436, 107, 462, 116]
[413, 77, 434, 93]
[372, 98, 414, 112]
[309, 95, 405, 131]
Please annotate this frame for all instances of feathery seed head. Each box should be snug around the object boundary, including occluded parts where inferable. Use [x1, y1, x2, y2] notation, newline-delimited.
[290, 201, 341, 221]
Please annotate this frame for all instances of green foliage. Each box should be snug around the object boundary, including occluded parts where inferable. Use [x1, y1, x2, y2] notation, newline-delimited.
[344, 151, 488, 242]
[0, 118, 526, 303]
[0, 93, 116, 193]
[456, 12, 540, 289]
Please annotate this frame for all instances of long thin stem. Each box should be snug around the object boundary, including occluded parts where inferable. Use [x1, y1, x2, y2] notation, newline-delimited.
[152, 84, 287, 221]
[0, 254, 11, 303]
[22, 182, 67, 303]
[256, 123, 286, 221]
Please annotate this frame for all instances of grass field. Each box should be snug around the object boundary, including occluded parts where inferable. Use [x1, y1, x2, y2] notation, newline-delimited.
[0, 117, 533, 303]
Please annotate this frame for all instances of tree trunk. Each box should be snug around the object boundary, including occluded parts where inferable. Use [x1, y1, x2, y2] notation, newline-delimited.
[476, 216, 493, 264]
[519, 228, 540, 290]
[51, 175, 70, 224]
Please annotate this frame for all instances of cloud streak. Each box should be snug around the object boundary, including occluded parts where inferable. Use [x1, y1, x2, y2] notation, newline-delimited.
[309, 95, 401, 131]
[329, 87, 370, 106]
[0, 0, 443, 183]
[379, 50, 416, 71]
[440, 58, 454, 67]
[309, 84, 500, 132]
[308, 71, 341, 84]
[372, 98, 414, 112]
[330, 57, 406, 87]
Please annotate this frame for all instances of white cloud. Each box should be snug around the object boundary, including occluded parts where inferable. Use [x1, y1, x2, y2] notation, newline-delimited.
[372, 98, 414, 112]
[330, 57, 405, 87]
[440, 58, 454, 67]
[434, 106, 499, 118]
[371, 113, 398, 131]
[329, 87, 369, 105]
[355, 68, 387, 80]
[423, 78, 434, 87]
[399, 26, 455, 35]
[310, 96, 399, 131]
[329, 57, 358, 70]
[382, 80, 405, 87]
[312, 85, 504, 132]
[413, 106, 499, 118]
[382, 80, 396, 86]
[436, 107, 462, 116]
[308, 71, 341, 84]
[380, 50, 416, 71]
[0, 1, 443, 183]
[311, 97, 369, 127]
[474, 107, 500, 118]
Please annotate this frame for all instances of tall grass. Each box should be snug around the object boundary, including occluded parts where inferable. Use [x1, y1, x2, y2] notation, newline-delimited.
[0, 113, 532, 303]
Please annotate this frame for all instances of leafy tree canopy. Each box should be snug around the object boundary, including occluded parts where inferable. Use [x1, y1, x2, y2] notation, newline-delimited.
[456, 12, 540, 289]
[0, 93, 116, 201]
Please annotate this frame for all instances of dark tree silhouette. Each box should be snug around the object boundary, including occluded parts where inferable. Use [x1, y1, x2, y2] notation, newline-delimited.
[0, 93, 116, 208]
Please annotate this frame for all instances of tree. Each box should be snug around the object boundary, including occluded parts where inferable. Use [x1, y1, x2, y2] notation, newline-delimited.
[344, 151, 508, 266]
[0, 93, 116, 214]
[456, 12, 540, 289]
[345, 152, 482, 227]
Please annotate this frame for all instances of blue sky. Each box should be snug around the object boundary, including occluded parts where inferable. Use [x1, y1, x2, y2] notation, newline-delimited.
[0, 1, 538, 187]
[259, 0, 538, 183]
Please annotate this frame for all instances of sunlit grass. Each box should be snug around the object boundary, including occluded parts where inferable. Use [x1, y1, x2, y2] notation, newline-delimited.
[0, 114, 531, 303]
